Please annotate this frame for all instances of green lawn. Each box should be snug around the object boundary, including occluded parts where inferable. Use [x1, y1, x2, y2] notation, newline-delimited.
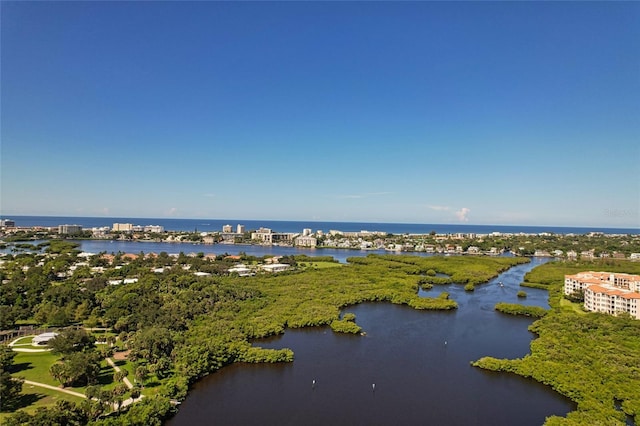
[9, 336, 35, 346]
[559, 297, 587, 314]
[114, 359, 135, 380]
[12, 351, 62, 387]
[0, 384, 84, 420]
[12, 351, 120, 393]
[304, 261, 343, 269]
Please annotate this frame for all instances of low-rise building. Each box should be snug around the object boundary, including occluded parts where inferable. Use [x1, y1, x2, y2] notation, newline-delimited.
[144, 225, 165, 233]
[295, 235, 317, 247]
[228, 264, 253, 276]
[261, 263, 290, 273]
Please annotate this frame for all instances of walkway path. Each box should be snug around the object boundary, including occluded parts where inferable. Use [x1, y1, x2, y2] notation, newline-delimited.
[10, 337, 141, 410]
[23, 379, 140, 409]
[106, 357, 134, 389]
[23, 380, 86, 399]
[8, 336, 51, 352]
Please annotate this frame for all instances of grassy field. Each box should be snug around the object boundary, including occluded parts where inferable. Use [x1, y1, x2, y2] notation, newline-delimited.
[559, 298, 586, 314]
[8, 347, 134, 416]
[303, 261, 343, 269]
[0, 384, 84, 423]
[13, 351, 63, 387]
[9, 336, 35, 346]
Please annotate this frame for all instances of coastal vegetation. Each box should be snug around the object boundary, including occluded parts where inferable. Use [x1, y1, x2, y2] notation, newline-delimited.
[0, 245, 527, 424]
[474, 259, 640, 425]
[3, 239, 640, 425]
[494, 302, 547, 318]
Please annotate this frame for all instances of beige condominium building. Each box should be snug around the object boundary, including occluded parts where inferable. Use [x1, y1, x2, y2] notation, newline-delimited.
[564, 271, 640, 319]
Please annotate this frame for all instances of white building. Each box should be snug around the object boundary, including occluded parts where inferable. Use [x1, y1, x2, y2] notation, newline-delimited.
[260, 263, 290, 273]
[295, 235, 317, 247]
[58, 224, 83, 235]
[565, 271, 640, 319]
[113, 223, 133, 232]
[32, 332, 58, 346]
[237, 224, 245, 234]
[228, 264, 253, 276]
[584, 284, 640, 320]
[251, 228, 295, 244]
[222, 224, 233, 233]
[144, 225, 165, 233]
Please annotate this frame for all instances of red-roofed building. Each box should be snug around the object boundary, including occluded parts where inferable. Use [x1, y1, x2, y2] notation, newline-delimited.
[565, 271, 640, 319]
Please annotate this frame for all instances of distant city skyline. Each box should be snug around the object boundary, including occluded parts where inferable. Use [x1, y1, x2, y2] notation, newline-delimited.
[2, 2, 639, 228]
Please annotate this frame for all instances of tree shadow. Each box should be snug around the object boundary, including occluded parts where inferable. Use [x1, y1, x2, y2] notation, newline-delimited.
[10, 362, 33, 373]
[96, 365, 115, 386]
[144, 379, 161, 389]
[0, 392, 44, 412]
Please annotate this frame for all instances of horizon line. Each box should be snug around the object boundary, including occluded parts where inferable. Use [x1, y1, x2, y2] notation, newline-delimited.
[1, 213, 638, 231]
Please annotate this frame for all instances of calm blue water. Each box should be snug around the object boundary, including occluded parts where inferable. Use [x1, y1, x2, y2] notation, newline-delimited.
[2, 215, 638, 235]
[168, 258, 576, 426]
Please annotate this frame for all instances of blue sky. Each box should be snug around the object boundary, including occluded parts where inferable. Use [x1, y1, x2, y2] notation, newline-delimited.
[2, 1, 639, 227]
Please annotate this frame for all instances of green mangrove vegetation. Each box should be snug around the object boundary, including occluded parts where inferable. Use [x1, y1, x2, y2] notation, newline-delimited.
[494, 303, 547, 318]
[474, 260, 640, 426]
[1, 247, 528, 424]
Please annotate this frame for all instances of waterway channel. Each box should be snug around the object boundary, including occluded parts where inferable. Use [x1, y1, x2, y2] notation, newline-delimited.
[167, 258, 575, 426]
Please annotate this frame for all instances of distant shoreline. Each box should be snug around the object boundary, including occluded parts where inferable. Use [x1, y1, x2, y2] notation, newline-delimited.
[1, 215, 638, 235]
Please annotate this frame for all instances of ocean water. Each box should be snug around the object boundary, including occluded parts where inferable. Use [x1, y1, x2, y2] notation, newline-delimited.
[2, 215, 638, 235]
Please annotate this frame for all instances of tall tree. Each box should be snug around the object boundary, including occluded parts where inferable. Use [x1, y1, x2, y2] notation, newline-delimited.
[0, 346, 24, 411]
[48, 328, 96, 356]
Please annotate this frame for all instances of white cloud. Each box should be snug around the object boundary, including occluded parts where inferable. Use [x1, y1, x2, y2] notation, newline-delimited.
[455, 207, 471, 222]
[166, 207, 178, 216]
[428, 205, 450, 211]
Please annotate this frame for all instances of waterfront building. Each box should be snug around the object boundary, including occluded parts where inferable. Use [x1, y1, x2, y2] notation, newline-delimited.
[251, 227, 296, 244]
[565, 271, 640, 319]
[58, 224, 83, 235]
[295, 235, 317, 247]
[237, 224, 245, 234]
[112, 223, 133, 232]
[302, 228, 312, 236]
[144, 225, 165, 233]
[584, 284, 640, 319]
[0, 219, 16, 227]
[223, 224, 233, 233]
